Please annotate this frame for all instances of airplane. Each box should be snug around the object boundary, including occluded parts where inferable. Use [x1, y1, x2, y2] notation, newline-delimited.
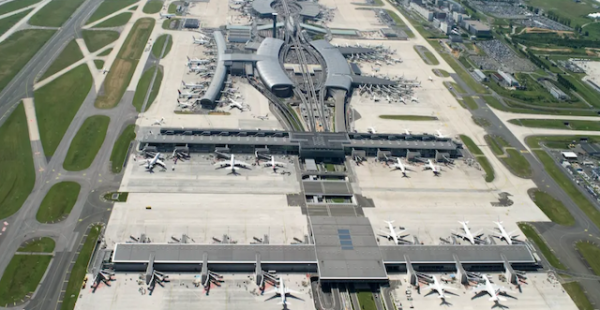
[177, 99, 196, 109]
[229, 99, 245, 111]
[178, 89, 200, 98]
[187, 56, 211, 64]
[367, 127, 377, 134]
[256, 113, 269, 120]
[159, 13, 175, 19]
[214, 154, 251, 175]
[435, 129, 445, 138]
[230, 0, 245, 4]
[399, 97, 406, 104]
[263, 156, 286, 170]
[193, 36, 209, 45]
[428, 76, 433, 81]
[411, 96, 419, 103]
[453, 221, 484, 245]
[188, 65, 209, 73]
[142, 153, 167, 171]
[264, 277, 299, 306]
[472, 274, 508, 304]
[423, 159, 441, 176]
[391, 158, 409, 177]
[152, 117, 164, 126]
[491, 221, 519, 245]
[182, 80, 205, 89]
[425, 276, 456, 299]
[404, 129, 411, 135]
[378, 220, 409, 245]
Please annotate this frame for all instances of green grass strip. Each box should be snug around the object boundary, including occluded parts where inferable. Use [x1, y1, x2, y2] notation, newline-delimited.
[86, 0, 138, 24]
[518, 223, 566, 270]
[63, 115, 110, 171]
[530, 189, 575, 226]
[562, 282, 595, 310]
[378, 115, 437, 121]
[0, 255, 52, 306]
[29, 0, 86, 27]
[18, 237, 55, 253]
[357, 292, 378, 310]
[509, 119, 600, 131]
[0, 0, 40, 15]
[93, 12, 132, 28]
[40, 39, 83, 80]
[36, 181, 81, 223]
[143, 0, 162, 13]
[576, 242, 600, 276]
[110, 124, 136, 173]
[460, 135, 495, 182]
[152, 34, 172, 59]
[0, 9, 32, 37]
[82, 30, 119, 53]
[132, 66, 163, 112]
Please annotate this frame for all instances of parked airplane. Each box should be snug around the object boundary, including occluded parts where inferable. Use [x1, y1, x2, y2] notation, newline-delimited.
[187, 56, 211, 64]
[214, 154, 251, 175]
[182, 80, 205, 89]
[142, 153, 167, 171]
[491, 221, 519, 245]
[435, 129, 445, 138]
[178, 89, 200, 98]
[263, 156, 286, 170]
[453, 221, 483, 245]
[378, 220, 409, 244]
[193, 36, 209, 45]
[230, 0, 245, 4]
[177, 99, 196, 109]
[367, 127, 377, 134]
[391, 158, 409, 177]
[256, 113, 269, 120]
[411, 96, 419, 103]
[264, 277, 299, 306]
[428, 76, 433, 81]
[425, 276, 456, 299]
[229, 99, 245, 111]
[188, 65, 209, 73]
[152, 117, 164, 126]
[404, 129, 411, 135]
[472, 274, 508, 304]
[159, 13, 175, 19]
[423, 159, 441, 176]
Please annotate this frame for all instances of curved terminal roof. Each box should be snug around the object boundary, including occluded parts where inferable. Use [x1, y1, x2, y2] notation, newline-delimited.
[200, 31, 227, 107]
[309, 40, 352, 91]
[256, 38, 293, 90]
[252, 0, 321, 18]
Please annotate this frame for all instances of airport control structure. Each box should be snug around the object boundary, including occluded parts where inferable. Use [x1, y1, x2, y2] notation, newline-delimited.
[97, 0, 542, 297]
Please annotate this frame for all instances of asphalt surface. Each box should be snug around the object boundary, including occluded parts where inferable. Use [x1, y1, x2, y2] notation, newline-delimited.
[0, 1, 140, 308]
[448, 64, 600, 307]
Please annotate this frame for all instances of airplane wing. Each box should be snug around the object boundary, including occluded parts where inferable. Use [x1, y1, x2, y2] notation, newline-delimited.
[286, 288, 300, 295]
[233, 160, 250, 168]
[272, 161, 286, 167]
[155, 160, 167, 169]
[263, 288, 278, 295]
[472, 284, 486, 294]
[214, 161, 231, 167]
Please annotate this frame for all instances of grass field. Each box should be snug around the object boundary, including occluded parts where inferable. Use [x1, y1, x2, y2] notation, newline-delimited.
[95, 18, 155, 109]
[36, 181, 81, 223]
[104, 191, 129, 202]
[526, 136, 600, 229]
[428, 39, 489, 94]
[29, 0, 85, 27]
[357, 292, 378, 310]
[168, 3, 176, 13]
[98, 48, 112, 56]
[414, 46, 439, 65]
[0, 9, 32, 37]
[0, 0, 40, 15]
[518, 223, 566, 270]
[61, 225, 101, 310]
[460, 135, 494, 182]
[18, 237, 55, 253]
[86, 0, 138, 25]
[449, 82, 465, 94]
[82, 30, 119, 53]
[162, 18, 180, 29]
[132, 66, 163, 112]
[143, 0, 162, 13]
[94, 60, 104, 69]
[0, 29, 55, 93]
[435, 69, 450, 77]
[509, 119, 600, 131]
[152, 34, 172, 59]
[0, 255, 52, 306]
[384, 9, 414, 38]
[486, 135, 532, 178]
[35, 64, 93, 157]
[110, 124, 136, 173]
[576, 242, 600, 276]
[472, 116, 490, 128]
[93, 12, 132, 28]
[463, 96, 479, 110]
[63, 115, 110, 171]
[485, 134, 505, 155]
[378, 115, 437, 121]
[40, 39, 83, 80]
[483, 94, 600, 116]
[562, 282, 594, 310]
[528, 0, 595, 30]
[0, 104, 35, 219]
[530, 189, 575, 226]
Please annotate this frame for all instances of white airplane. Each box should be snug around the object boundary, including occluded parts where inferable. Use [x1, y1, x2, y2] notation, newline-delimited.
[230, 0, 245, 4]
[491, 221, 519, 245]
[426, 276, 455, 299]
[428, 76, 433, 81]
[152, 117, 164, 126]
[367, 127, 377, 134]
[453, 221, 483, 245]
[411, 96, 419, 103]
[188, 65, 209, 73]
[256, 113, 269, 120]
[264, 277, 299, 306]
[435, 130, 445, 138]
[159, 13, 175, 19]
[181, 80, 205, 89]
[392, 58, 402, 63]
[214, 154, 251, 175]
[263, 156, 286, 170]
[177, 99, 196, 109]
[142, 153, 167, 171]
[378, 220, 409, 244]
[399, 97, 406, 104]
[178, 89, 200, 98]
[423, 159, 440, 176]
[229, 99, 245, 111]
[391, 158, 409, 177]
[187, 56, 211, 64]
[193, 36, 209, 45]
[472, 274, 507, 303]
[404, 129, 411, 135]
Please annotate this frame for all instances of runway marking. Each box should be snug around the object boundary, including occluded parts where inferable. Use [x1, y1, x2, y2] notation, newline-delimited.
[3, 222, 8, 225]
